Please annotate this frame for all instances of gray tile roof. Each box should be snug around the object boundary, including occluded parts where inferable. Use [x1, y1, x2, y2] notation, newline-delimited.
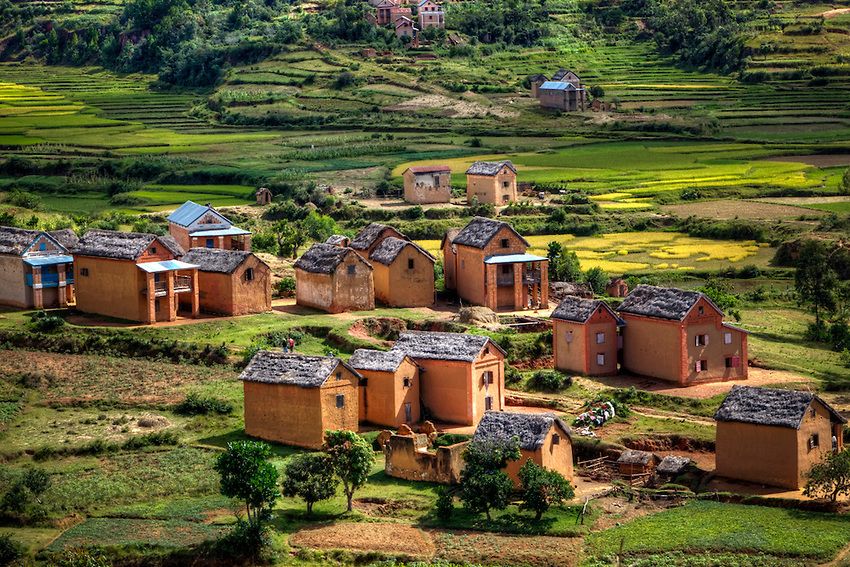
[294, 243, 370, 275]
[369, 237, 435, 266]
[465, 160, 517, 176]
[325, 234, 350, 246]
[617, 285, 710, 321]
[551, 296, 616, 323]
[617, 449, 656, 465]
[182, 248, 261, 274]
[350, 223, 401, 251]
[348, 349, 411, 372]
[49, 229, 79, 250]
[473, 411, 569, 451]
[74, 230, 184, 260]
[240, 351, 360, 387]
[0, 227, 70, 256]
[391, 330, 502, 362]
[441, 228, 461, 249]
[656, 455, 691, 475]
[714, 385, 846, 429]
[451, 217, 529, 249]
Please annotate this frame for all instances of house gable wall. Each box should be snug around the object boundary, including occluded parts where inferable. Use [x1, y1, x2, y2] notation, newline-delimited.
[74, 256, 146, 322]
[466, 167, 517, 205]
[403, 170, 451, 204]
[619, 314, 684, 383]
[715, 421, 800, 489]
[553, 307, 618, 376]
[358, 358, 421, 428]
[374, 246, 434, 307]
[0, 255, 28, 308]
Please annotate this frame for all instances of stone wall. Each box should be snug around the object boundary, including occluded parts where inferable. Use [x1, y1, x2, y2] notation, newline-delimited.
[383, 433, 467, 484]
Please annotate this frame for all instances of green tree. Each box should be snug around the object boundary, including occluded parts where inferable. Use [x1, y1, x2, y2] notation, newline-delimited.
[699, 278, 741, 321]
[547, 242, 582, 282]
[804, 449, 850, 502]
[518, 460, 574, 520]
[584, 266, 609, 295]
[282, 453, 339, 516]
[795, 239, 839, 328]
[590, 85, 605, 99]
[273, 221, 307, 258]
[459, 437, 520, 520]
[301, 211, 338, 242]
[324, 430, 375, 512]
[839, 167, 850, 196]
[214, 441, 280, 530]
[1, 467, 51, 524]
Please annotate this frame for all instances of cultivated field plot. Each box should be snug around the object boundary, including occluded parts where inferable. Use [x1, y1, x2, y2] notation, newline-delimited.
[48, 518, 226, 551]
[662, 199, 823, 220]
[289, 523, 436, 557]
[418, 231, 773, 273]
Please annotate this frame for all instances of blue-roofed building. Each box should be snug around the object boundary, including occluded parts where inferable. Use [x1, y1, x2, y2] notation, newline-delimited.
[534, 70, 586, 111]
[167, 201, 251, 252]
[0, 226, 78, 309]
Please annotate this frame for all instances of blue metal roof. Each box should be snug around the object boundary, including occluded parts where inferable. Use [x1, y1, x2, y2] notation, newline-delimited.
[23, 255, 73, 267]
[136, 260, 199, 273]
[167, 201, 218, 227]
[539, 81, 574, 91]
[484, 253, 548, 264]
[190, 227, 251, 237]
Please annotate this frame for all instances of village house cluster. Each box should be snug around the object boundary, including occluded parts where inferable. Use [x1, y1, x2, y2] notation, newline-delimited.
[367, 0, 445, 46]
[401, 159, 518, 206]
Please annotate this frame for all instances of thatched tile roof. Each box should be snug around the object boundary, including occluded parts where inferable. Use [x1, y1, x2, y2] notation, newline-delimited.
[350, 223, 401, 251]
[551, 296, 618, 323]
[617, 449, 656, 465]
[617, 285, 714, 321]
[451, 217, 529, 249]
[294, 243, 370, 275]
[465, 161, 517, 176]
[0, 227, 59, 256]
[348, 349, 411, 373]
[656, 455, 692, 475]
[240, 351, 361, 387]
[369, 237, 435, 266]
[473, 411, 569, 451]
[325, 234, 350, 246]
[49, 229, 79, 250]
[391, 330, 502, 362]
[182, 248, 261, 274]
[74, 230, 183, 260]
[714, 385, 846, 429]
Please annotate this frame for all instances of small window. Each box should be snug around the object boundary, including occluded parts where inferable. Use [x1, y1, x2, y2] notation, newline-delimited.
[461, 260, 465, 270]
[206, 239, 214, 248]
[596, 353, 605, 366]
[485, 396, 493, 411]
[725, 357, 733, 368]
[151, 247, 157, 255]
[80, 268, 89, 277]
[336, 394, 345, 408]
[724, 332, 732, 345]
[245, 268, 254, 281]
[407, 258, 414, 270]
[403, 377, 411, 388]
[695, 360, 708, 372]
[565, 330, 573, 343]
[39, 243, 46, 251]
[810, 434, 820, 450]
[695, 334, 709, 347]
[502, 265, 511, 274]
[483, 371, 493, 385]
[502, 194, 510, 203]
[500, 238, 509, 248]
[336, 371, 342, 380]
[810, 407, 817, 418]
[596, 332, 605, 345]
[502, 181, 510, 188]
[347, 265, 356, 275]
[698, 306, 704, 315]
[552, 434, 560, 445]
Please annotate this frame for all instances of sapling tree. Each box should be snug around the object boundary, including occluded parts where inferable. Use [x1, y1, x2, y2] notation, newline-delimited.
[459, 436, 520, 520]
[282, 452, 338, 516]
[795, 239, 838, 330]
[324, 430, 375, 512]
[519, 460, 574, 520]
[214, 441, 280, 530]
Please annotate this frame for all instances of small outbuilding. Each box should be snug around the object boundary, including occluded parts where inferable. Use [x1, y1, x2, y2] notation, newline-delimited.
[349, 223, 406, 260]
[606, 277, 628, 298]
[179, 248, 271, 316]
[293, 243, 374, 313]
[616, 449, 658, 476]
[551, 296, 621, 376]
[714, 386, 846, 489]
[256, 187, 273, 205]
[369, 237, 435, 307]
[241, 351, 362, 449]
[472, 411, 573, 487]
[349, 349, 421, 428]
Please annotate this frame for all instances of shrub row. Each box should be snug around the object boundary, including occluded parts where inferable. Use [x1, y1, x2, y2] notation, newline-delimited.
[33, 431, 179, 461]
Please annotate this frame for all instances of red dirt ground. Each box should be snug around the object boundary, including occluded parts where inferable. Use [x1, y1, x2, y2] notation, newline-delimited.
[289, 522, 436, 557]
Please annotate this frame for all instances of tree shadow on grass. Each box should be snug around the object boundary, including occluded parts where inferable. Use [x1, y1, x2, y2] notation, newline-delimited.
[196, 429, 301, 459]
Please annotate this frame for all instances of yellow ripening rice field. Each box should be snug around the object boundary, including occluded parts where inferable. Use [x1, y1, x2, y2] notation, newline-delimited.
[417, 231, 770, 273]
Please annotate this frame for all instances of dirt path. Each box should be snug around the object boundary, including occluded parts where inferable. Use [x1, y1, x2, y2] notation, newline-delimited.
[821, 7, 850, 19]
[631, 407, 716, 427]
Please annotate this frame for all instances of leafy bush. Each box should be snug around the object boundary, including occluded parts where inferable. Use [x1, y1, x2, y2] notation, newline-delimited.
[433, 433, 471, 447]
[29, 311, 65, 332]
[505, 364, 522, 385]
[275, 276, 296, 298]
[527, 370, 572, 392]
[175, 393, 234, 416]
[5, 189, 42, 210]
[434, 486, 454, 520]
[0, 534, 24, 566]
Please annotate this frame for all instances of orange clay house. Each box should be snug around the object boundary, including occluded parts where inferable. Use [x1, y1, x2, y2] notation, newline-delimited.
[293, 243, 374, 313]
[714, 386, 846, 489]
[73, 230, 199, 324]
[0, 227, 77, 309]
[179, 248, 271, 316]
[442, 217, 548, 311]
[349, 349, 421, 428]
[369, 237, 435, 307]
[551, 296, 621, 376]
[402, 165, 452, 204]
[466, 161, 517, 205]
[391, 331, 505, 426]
[241, 351, 361, 449]
[472, 411, 573, 487]
[349, 223, 405, 260]
[616, 285, 747, 386]
[167, 201, 251, 252]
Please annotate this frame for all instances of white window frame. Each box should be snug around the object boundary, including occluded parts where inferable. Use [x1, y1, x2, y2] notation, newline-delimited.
[596, 332, 605, 345]
[724, 332, 732, 345]
[596, 353, 605, 366]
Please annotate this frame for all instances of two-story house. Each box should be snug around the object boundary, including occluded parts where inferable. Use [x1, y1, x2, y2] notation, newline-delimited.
[417, 0, 445, 29]
[402, 165, 452, 204]
[442, 217, 548, 311]
[167, 201, 251, 252]
[466, 161, 517, 205]
[0, 227, 78, 309]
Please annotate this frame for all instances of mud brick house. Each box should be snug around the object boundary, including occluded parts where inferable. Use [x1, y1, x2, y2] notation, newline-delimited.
[179, 248, 271, 316]
[349, 349, 421, 427]
[714, 386, 846, 489]
[241, 351, 362, 449]
[375, 0, 397, 24]
[605, 277, 628, 298]
[350, 223, 406, 260]
[465, 161, 517, 205]
[529, 74, 548, 98]
[472, 411, 573, 487]
[167, 201, 251, 252]
[551, 296, 621, 376]
[402, 165, 452, 204]
[394, 15, 418, 43]
[442, 217, 548, 311]
[0, 227, 77, 309]
[369, 237, 435, 307]
[391, 331, 505, 426]
[616, 285, 748, 386]
[293, 243, 374, 313]
[73, 230, 199, 324]
[255, 187, 272, 205]
[537, 81, 587, 112]
[417, 0, 445, 29]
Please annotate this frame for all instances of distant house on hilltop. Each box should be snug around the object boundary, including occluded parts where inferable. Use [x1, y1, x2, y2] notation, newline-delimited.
[417, 0, 445, 29]
[538, 80, 586, 112]
[167, 201, 251, 252]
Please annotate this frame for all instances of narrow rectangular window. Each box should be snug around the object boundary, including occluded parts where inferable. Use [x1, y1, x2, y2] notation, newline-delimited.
[245, 268, 254, 281]
[500, 238, 509, 248]
[403, 377, 411, 388]
[725, 357, 733, 368]
[347, 265, 356, 275]
[206, 239, 214, 248]
[552, 434, 560, 445]
[698, 306, 704, 315]
[336, 394, 345, 408]
[597, 353, 605, 366]
[724, 332, 732, 345]
[151, 247, 157, 255]
[407, 258, 414, 270]
[596, 332, 605, 344]
[485, 396, 493, 411]
[695, 360, 702, 372]
[810, 434, 820, 449]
